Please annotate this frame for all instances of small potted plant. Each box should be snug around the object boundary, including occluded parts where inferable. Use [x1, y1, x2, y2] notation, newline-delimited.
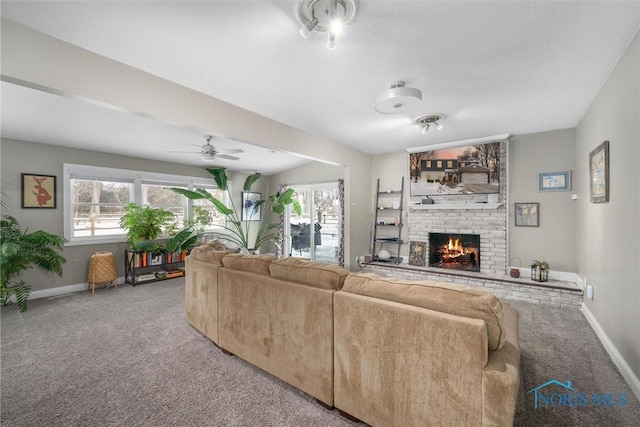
[531, 259, 550, 282]
[119, 203, 175, 250]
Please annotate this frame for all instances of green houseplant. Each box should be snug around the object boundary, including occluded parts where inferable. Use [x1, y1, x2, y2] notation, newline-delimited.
[166, 167, 301, 253]
[119, 203, 175, 250]
[1, 215, 67, 312]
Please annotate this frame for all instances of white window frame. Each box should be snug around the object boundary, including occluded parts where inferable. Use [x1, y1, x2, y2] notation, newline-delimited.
[63, 163, 225, 246]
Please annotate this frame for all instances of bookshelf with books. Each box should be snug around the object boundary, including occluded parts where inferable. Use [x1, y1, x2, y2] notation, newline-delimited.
[124, 249, 190, 286]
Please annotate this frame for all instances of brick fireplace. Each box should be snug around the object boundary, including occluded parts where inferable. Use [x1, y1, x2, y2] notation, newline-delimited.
[409, 205, 507, 276]
[366, 140, 583, 307]
[407, 141, 508, 277]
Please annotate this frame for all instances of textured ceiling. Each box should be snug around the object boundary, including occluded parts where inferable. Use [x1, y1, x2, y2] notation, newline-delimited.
[1, 1, 639, 167]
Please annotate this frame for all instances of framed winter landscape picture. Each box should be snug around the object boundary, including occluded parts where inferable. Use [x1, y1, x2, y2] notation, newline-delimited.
[408, 141, 500, 196]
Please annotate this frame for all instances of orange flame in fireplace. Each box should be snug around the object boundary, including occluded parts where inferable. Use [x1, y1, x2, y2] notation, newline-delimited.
[443, 238, 471, 259]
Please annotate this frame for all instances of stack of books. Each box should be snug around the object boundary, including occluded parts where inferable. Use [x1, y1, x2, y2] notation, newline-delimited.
[136, 273, 157, 282]
[164, 268, 185, 279]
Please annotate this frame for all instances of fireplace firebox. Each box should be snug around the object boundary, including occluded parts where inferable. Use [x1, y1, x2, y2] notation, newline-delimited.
[429, 233, 480, 272]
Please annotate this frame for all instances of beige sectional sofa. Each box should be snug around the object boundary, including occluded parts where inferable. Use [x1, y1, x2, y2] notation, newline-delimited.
[184, 244, 234, 345]
[185, 244, 520, 426]
[334, 273, 521, 426]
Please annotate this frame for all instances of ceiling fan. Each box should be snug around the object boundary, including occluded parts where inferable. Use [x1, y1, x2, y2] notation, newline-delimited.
[171, 135, 244, 161]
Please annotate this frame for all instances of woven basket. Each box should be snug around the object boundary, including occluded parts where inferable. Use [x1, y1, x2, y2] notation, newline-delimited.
[88, 251, 117, 293]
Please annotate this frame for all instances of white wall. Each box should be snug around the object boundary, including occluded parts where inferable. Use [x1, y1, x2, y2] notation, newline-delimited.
[576, 31, 640, 382]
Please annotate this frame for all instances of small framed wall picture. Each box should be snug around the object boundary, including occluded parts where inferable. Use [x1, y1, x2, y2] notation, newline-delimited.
[539, 171, 571, 192]
[514, 202, 539, 227]
[589, 140, 609, 203]
[21, 173, 56, 209]
[241, 191, 262, 221]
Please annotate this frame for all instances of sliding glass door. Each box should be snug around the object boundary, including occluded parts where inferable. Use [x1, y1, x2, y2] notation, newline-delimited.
[286, 182, 341, 264]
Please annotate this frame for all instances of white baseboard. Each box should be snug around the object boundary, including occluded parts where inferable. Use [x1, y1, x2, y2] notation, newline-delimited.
[6, 276, 126, 303]
[581, 303, 640, 404]
[29, 283, 89, 300]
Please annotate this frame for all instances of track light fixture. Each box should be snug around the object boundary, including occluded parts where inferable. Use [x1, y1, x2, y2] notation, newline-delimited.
[295, 0, 357, 50]
[299, 17, 318, 39]
[415, 115, 444, 133]
[327, 33, 337, 50]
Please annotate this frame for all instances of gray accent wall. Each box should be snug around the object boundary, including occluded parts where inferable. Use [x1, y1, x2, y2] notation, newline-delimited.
[576, 31, 640, 380]
[509, 129, 577, 272]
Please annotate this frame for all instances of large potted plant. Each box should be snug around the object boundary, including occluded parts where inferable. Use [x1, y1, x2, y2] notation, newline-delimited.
[1, 215, 67, 312]
[119, 203, 175, 250]
[166, 167, 301, 253]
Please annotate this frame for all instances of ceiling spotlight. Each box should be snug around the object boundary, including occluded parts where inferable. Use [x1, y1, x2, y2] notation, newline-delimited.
[295, 0, 357, 50]
[375, 81, 422, 114]
[327, 33, 336, 50]
[415, 115, 444, 133]
[299, 17, 318, 39]
[329, 18, 344, 35]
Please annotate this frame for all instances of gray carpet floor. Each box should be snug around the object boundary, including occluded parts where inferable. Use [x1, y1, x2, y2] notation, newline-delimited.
[1, 278, 638, 426]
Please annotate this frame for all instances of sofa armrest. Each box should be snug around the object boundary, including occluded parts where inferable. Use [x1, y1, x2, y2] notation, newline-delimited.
[185, 255, 224, 344]
[482, 304, 520, 426]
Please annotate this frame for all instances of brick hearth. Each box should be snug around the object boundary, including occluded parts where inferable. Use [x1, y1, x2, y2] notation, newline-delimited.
[363, 263, 583, 308]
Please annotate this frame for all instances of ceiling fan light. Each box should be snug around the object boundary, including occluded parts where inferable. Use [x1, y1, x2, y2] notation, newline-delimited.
[435, 121, 443, 130]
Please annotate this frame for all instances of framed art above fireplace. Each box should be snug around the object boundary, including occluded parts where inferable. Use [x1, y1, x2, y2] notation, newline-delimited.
[408, 140, 500, 197]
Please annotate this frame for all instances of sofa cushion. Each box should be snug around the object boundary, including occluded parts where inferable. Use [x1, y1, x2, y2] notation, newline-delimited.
[189, 245, 234, 265]
[270, 258, 349, 291]
[221, 253, 276, 276]
[343, 273, 506, 350]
